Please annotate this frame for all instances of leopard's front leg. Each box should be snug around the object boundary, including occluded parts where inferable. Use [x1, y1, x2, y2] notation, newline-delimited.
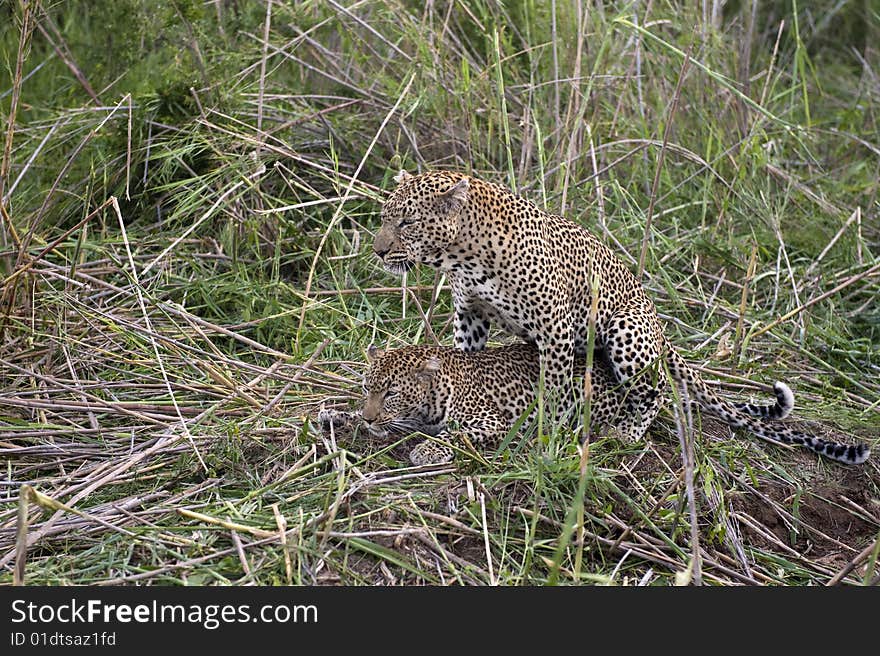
[408, 415, 508, 465]
[408, 436, 456, 466]
[453, 304, 491, 352]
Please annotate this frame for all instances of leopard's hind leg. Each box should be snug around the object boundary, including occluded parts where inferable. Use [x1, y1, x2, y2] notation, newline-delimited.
[601, 298, 666, 440]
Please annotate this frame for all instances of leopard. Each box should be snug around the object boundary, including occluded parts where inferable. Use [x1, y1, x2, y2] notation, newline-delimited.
[319, 342, 797, 466]
[371, 169, 870, 465]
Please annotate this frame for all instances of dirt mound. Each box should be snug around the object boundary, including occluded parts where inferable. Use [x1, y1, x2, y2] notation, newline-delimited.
[732, 467, 879, 565]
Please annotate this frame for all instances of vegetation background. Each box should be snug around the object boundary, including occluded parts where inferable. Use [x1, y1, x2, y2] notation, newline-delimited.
[0, 0, 878, 585]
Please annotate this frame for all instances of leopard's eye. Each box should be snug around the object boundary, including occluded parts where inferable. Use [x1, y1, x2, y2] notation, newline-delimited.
[397, 217, 417, 229]
[385, 388, 399, 399]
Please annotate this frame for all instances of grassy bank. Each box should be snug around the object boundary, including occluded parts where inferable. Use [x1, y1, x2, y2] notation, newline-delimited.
[0, 0, 878, 585]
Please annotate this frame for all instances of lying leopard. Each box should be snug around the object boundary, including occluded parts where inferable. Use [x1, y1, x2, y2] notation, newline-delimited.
[319, 342, 802, 466]
[372, 170, 869, 465]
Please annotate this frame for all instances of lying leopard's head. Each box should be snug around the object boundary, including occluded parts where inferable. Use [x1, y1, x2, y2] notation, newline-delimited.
[360, 344, 442, 438]
[373, 170, 469, 275]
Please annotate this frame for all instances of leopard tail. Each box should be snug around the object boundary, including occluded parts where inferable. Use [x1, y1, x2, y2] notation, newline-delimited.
[664, 345, 870, 465]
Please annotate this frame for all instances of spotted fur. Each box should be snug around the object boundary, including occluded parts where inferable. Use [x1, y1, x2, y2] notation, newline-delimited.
[319, 343, 804, 466]
[321, 343, 626, 465]
[371, 170, 870, 465]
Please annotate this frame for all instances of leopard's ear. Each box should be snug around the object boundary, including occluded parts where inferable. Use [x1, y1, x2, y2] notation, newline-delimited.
[393, 169, 413, 185]
[366, 344, 384, 362]
[418, 357, 441, 379]
[438, 177, 469, 214]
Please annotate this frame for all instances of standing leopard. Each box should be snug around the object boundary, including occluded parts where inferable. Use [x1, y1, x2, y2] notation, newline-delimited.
[320, 342, 798, 466]
[371, 170, 869, 465]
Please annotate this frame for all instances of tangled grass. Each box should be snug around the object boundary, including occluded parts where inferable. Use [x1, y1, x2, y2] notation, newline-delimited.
[1, 0, 878, 585]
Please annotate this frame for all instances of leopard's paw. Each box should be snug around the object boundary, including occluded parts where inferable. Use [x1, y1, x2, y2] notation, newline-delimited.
[408, 441, 454, 466]
[318, 409, 357, 432]
[603, 423, 644, 443]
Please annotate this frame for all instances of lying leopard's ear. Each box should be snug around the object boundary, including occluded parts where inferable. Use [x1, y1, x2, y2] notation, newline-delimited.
[438, 177, 469, 214]
[366, 344, 384, 362]
[393, 169, 413, 184]
[417, 357, 441, 379]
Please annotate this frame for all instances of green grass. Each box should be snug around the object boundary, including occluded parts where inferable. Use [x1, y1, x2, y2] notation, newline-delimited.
[0, 0, 878, 586]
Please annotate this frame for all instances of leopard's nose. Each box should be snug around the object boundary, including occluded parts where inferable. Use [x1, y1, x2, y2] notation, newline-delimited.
[374, 225, 393, 259]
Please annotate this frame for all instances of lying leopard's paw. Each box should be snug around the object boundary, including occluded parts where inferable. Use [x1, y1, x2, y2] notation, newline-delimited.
[408, 440, 455, 466]
[317, 409, 356, 432]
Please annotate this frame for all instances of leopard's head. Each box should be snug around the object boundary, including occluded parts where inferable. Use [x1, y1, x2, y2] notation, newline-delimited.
[373, 170, 470, 275]
[360, 344, 442, 438]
